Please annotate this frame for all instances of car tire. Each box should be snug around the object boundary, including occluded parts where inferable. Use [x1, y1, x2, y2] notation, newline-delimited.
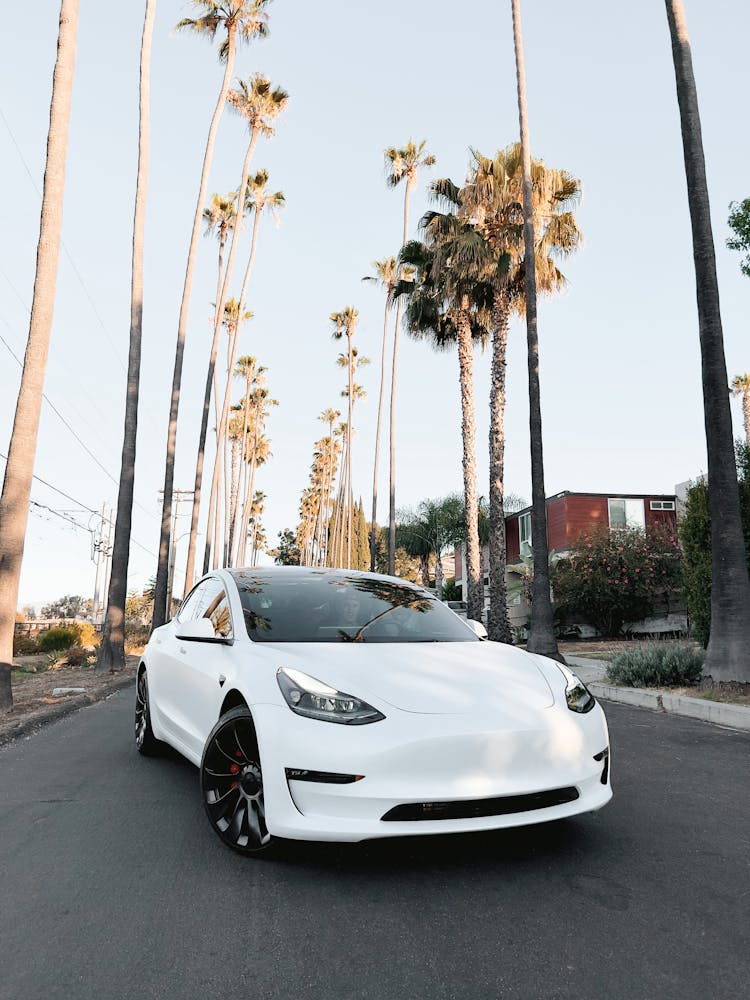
[134, 668, 163, 757]
[200, 706, 274, 856]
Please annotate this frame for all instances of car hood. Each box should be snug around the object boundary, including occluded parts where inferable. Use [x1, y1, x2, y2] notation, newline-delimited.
[258, 640, 556, 716]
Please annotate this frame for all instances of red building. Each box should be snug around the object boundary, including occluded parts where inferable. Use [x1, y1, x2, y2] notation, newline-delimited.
[504, 491, 678, 563]
[454, 491, 681, 635]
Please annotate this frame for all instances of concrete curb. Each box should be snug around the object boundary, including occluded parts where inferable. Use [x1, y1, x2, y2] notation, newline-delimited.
[589, 680, 750, 732]
[0, 674, 135, 748]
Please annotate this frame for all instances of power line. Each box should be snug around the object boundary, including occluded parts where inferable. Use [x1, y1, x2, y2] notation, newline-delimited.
[0, 328, 121, 487]
[0, 326, 157, 522]
[0, 270, 117, 439]
[0, 105, 127, 373]
[0, 448, 96, 511]
[0, 450, 158, 558]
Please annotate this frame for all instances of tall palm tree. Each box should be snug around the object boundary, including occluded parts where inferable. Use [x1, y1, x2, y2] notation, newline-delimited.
[238, 404, 274, 564]
[96, 0, 156, 674]
[183, 191, 237, 590]
[664, 0, 750, 682]
[731, 374, 750, 446]
[384, 139, 436, 574]
[153, 0, 271, 628]
[313, 408, 340, 565]
[330, 308, 359, 568]
[510, 0, 562, 661]
[203, 160, 286, 576]
[460, 145, 581, 642]
[363, 256, 397, 571]
[0, 0, 79, 712]
[397, 224, 493, 622]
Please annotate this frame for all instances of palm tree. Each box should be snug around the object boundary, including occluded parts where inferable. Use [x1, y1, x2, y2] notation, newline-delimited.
[727, 199, 750, 277]
[153, 0, 271, 628]
[0, 0, 79, 712]
[397, 221, 493, 622]
[363, 256, 397, 571]
[460, 145, 581, 642]
[239, 416, 274, 565]
[313, 408, 340, 565]
[665, 0, 750, 682]
[731, 374, 750, 445]
[96, 0, 156, 674]
[209, 298, 251, 568]
[203, 161, 286, 575]
[510, 0, 562, 661]
[183, 191, 237, 591]
[384, 139, 436, 574]
[330, 308, 359, 568]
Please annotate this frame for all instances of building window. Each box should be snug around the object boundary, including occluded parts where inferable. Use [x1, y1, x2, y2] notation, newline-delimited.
[519, 512, 532, 554]
[608, 498, 645, 530]
[650, 500, 675, 511]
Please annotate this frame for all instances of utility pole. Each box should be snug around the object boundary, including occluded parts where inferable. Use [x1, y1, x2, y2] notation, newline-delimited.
[90, 504, 113, 626]
[158, 489, 194, 615]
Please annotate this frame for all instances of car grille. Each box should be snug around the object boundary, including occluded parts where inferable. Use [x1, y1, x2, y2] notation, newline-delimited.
[380, 786, 580, 822]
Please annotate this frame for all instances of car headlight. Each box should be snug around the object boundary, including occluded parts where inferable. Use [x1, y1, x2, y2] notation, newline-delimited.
[556, 662, 596, 714]
[276, 667, 385, 725]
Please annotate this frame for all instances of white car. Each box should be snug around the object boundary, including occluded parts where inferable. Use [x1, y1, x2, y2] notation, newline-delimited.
[136, 567, 612, 855]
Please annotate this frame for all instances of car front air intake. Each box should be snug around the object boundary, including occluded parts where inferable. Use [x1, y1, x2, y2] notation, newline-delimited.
[380, 786, 580, 822]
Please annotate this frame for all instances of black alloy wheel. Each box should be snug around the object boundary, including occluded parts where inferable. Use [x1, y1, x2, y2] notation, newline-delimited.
[135, 669, 162, 756]
[200, 706, 273, 855]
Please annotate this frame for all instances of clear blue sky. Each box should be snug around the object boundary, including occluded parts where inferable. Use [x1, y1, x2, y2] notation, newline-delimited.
[1, 1, 749, 609]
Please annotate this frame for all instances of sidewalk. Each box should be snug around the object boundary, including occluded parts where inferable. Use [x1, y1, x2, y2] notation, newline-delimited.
[565, 655, 750, 733]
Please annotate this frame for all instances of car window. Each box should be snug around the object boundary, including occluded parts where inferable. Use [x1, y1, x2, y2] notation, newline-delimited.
[176, 581, 210, 622]
[205, 590, 233, 640]
[230, 571, 478, 644]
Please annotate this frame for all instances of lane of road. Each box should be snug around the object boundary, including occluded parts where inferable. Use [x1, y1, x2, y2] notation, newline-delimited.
[1, 689, 749, 1000]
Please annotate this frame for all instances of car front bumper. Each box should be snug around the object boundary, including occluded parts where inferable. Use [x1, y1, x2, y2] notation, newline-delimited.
[252, 701, 612, 843]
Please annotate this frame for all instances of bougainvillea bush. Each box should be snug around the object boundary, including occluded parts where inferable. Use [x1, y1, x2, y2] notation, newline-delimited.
[551, 525, 683, 637]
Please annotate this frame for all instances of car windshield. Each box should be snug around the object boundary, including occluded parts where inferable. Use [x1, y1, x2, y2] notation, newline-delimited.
[230, 570, 479, 643]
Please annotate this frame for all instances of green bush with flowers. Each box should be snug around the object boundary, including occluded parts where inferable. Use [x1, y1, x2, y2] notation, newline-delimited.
[551, 525, 683, 637]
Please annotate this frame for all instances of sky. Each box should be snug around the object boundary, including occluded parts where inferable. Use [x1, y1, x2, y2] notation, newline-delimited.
[1, 0, 749, 610]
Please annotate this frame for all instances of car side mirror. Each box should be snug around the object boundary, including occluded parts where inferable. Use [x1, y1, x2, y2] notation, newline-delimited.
[175, 617, 231, 644]
[466, 619, 488, 640]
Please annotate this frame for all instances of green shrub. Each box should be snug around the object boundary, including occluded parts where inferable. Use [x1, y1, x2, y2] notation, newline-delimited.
[606, 643, 704, 687]
[13, 634, 40, 656]
[38, 627, 78, 652]
[551, 525, 683, 637]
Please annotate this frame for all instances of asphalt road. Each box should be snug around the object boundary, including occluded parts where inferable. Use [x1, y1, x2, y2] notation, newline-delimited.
[1, 689, 749, 1000]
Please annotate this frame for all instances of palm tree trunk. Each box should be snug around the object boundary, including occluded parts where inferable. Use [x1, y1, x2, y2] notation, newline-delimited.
[456, 307, 483, 622]
[231, 384, 252, 565]
[346, 335, 354, 569]
[203, 457, 219, 576]
[665, 0, 750, 682]
[152, 27, 237, 629]
[0, 0, 79, 711]
[487, 293, 513, 644]
[511, 0, 561, 660]
[388, 178, 413, 574]
[370, 294, 390, 570]
[97, 0, 155, 672]
[228, 435, 239, 560]
[205, 205, 261, 572]
[184, 235, 227, 591]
